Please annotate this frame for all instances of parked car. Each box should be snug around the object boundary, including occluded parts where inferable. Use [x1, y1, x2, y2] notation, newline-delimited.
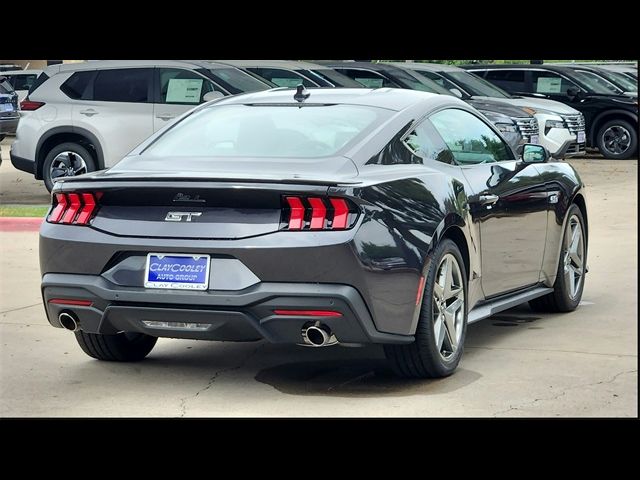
[0, 64, 23, 72]
[593, 64, 637, 81]
[1, 69, 43, 103]
[324, 61, 541, 151]
[219, 60, 364, 87]
[10, 60, 273, 191]
[394, 62, 587, 158]
[465, 64, 639, 159]
[554, 64, 637, 97]
[39, 87, 588, 377]
[0, 76, 19, 144]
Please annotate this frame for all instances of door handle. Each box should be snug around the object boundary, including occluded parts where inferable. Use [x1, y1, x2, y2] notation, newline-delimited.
[79, 109, 98, 117]
[156, 113, 176, 121]
[477, 194, 499, 205]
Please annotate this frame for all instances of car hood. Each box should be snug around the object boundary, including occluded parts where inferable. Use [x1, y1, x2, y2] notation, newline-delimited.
[87, 154, 362, 185]
[473, 95, 581, 114]
[466, 98, 532, 117]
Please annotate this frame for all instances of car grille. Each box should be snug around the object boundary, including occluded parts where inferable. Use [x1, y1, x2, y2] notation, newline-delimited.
[514, 117, 539, 140]
[561, 114, 586, 135]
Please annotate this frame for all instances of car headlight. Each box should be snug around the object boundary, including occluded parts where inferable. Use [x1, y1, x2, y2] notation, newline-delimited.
[545, 119, 566, 134]
[496, 123, 518, 134]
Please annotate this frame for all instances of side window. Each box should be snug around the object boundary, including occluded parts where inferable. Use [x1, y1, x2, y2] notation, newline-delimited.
[60, 71, 95, 100]
[336, 69, 400, 88]
[530, 71, 576, 95]
[247, 67, 316, 87]
[484, 70, 527, 92]
[403, 120, 456, 165]
[93, 68, 151, 103]
[7, 74, 38, 90]
[157, 68, 214, 105]
[430, 109, 514, 165]
[418, 71, 457, 90]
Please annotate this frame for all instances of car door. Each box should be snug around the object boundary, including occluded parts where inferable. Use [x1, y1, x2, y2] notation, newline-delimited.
[429, 108, 549, 297]
[72, 67, 154, 167]
[153, 67, 224, 132]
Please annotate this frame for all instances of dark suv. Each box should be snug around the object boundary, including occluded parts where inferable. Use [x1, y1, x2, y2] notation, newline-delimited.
[465, 64, 638, 159]
[0, 76, 19, 144]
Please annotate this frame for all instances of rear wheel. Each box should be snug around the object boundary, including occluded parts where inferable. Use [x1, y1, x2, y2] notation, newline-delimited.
[384, 239, 467, 378]
[42, 142, 96, 192]
[529, 204, 586, 312]
[74, 331, 157, 362]
[596, 119, 638, 160]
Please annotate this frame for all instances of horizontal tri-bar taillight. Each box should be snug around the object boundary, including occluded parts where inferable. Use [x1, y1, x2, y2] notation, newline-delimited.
[282, 196, 357, 231]
[47, 192, 102, 225]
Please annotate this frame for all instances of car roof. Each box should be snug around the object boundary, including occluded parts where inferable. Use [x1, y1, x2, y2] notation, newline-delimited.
[462, 64, 576, 72]
[389, 62, 462, 73]
[1, 69, 43, 75]
[215, 60, 334, 70]
[211, 87, 452, 111]
[43, 60, 236, 75]
[322, 61, 407, 72]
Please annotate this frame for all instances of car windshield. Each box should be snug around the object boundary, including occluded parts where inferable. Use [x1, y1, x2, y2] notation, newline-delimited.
[389, 68, 446, 93]
[199, 68, 270, 94]
[447, 71, 511, 98]
[144, 103, 392, 159]
[570, 70, 622, 94]
[598, 70, 637, 92]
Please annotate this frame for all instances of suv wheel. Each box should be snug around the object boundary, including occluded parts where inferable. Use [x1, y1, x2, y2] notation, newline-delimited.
[42, 142, 96, 192]
[596, 119, 638, 160]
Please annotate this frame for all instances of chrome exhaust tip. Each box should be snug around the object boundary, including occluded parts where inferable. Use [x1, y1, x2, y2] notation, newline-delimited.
[58, 312, 79, 332]
[301, 322, 338, 347]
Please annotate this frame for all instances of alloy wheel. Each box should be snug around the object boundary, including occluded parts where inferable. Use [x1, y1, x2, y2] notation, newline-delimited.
[432, 253, 465, 360]
[602, 125, 631, 155]
[49, 151, 88, 182]
[563, 214, 585, 300]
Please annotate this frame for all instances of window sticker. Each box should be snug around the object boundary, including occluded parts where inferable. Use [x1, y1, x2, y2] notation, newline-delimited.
[536, 77, 562, 94]
[166, 78, 203, 103]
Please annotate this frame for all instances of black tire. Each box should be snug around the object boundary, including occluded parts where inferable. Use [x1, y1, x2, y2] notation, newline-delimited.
[384, 239, 468, 378]
[596, 119, 638, 160]
[529, 204, 587, 313]
[42, 142, 96, 192]
[74, 331, 157, 362]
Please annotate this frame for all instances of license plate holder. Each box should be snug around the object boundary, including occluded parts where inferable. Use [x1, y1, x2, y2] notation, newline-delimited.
[144, 253, 210, 290]
[577, 131, 586, 143]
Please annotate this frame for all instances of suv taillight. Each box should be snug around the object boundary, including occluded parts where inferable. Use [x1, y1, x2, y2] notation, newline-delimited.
[282, 196, 358, 231]
[20, 99, 45, 111]
[48, 192, 102, 225]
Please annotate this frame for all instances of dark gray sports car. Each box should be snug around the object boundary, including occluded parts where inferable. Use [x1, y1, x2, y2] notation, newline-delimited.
[40, 87, 588, 378]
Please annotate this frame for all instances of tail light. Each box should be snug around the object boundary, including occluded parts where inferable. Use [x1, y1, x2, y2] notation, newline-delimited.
[47, 191, 102, 225]
[20, 99, 46, 111]
[282, 196, 358, 231]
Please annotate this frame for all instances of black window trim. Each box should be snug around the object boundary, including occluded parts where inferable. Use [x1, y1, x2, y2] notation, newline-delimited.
[152, 67, 225, 106]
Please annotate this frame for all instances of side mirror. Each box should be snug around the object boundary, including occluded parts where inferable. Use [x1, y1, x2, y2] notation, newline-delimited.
[203, 91, 224, 102]
[519, 143, 550, 163]
[449, 88, 463, 98]
[566, 86, 581, 100]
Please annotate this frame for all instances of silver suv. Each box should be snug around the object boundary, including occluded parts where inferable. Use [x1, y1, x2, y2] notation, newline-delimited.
[10, 60, 272, 191]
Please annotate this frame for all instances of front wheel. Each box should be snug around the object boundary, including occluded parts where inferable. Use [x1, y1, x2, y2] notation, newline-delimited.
[74, 331, 157, 362]
[384, 239, 468, 378]
[596, 119, 638, 160]
[42, 142, 96, 192]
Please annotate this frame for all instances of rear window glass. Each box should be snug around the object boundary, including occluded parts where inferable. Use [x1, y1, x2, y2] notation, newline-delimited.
[60, 71, 94, 99]
[5, 74, 39, 91]
[144, 104, 392, 159]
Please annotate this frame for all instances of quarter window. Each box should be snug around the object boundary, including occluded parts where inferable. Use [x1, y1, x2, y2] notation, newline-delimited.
[60, 71, 94, 100]
[430, 109, 514, 165]
[93, 68, 151, 103]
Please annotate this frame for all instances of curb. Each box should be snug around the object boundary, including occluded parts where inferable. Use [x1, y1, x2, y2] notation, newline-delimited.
[0, 217, 43, 232]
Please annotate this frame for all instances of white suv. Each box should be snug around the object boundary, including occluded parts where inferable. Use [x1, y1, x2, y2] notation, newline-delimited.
[10, 60, 272, 191]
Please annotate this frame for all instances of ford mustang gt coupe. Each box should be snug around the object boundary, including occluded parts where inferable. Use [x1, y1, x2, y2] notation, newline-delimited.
[39, 87, 588, 378]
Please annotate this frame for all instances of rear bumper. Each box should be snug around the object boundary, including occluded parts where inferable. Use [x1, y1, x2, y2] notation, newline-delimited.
[0, 116, 19, 135]
[10, 150, 35, 174]
[41, 273, 414, 345]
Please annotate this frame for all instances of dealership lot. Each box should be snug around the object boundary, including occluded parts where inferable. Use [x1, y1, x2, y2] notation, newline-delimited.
[0, 137, 637, 417]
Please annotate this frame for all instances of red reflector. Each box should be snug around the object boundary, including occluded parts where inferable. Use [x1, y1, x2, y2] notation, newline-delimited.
[308, 197, 327, 229]
[48, 193, 68, 223]
[20, 99, 45, 111]
[330, 198, 349, 229]
[61, 193, 82, 224]
[48, 298, 93, 307]
[75, 193, 97, 224]
[416, 275, 426, 305]
[286, 196, 305, 230]
[273, 309, 343, 317]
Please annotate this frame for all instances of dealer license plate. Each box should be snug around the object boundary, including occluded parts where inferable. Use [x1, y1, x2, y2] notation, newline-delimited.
[577, 131, 586, 143]
[530, 135, 539, 144]
[145, 254, 210, 290]
[1, 103, 14, 112]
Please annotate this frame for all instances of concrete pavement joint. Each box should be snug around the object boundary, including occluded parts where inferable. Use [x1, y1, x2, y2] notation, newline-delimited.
[491, 369, 637, 417]
[466, 345, 637, 358]
[0, 303, 42, 315]
[178, 343, 265, 417]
